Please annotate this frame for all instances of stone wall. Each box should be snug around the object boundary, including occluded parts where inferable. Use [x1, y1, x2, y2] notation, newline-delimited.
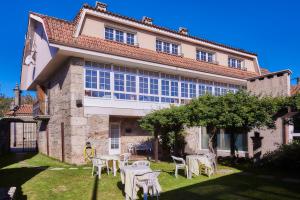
[246, 71, 291, 158]
[247, 118, 284, 158]
[110, 117, 151, 154]
[247, 72, 290, 97]
[37, 57, 111, 164]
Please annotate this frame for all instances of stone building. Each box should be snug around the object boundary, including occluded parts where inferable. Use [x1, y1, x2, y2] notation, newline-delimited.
[19, 2, 293, 164]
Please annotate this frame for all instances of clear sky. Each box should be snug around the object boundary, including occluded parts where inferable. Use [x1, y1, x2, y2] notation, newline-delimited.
[0, 0, 299, 97]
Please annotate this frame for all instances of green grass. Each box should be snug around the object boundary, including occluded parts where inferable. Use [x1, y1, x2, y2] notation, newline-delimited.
[0, 153, 300, 200]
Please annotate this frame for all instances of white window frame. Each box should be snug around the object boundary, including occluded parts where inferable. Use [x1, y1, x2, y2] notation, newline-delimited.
[196, 49, 215, 63]
[156, 39, 180, 55]
[104, 26, 137, 46]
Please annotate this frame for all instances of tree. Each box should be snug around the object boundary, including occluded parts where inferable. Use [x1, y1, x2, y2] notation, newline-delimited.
[186, 94, 225, 155]
[139, 105, 187, 162]
[0, 85, 13, 117]
[21, 94, 36, 104]
[186, 90, 284, 158]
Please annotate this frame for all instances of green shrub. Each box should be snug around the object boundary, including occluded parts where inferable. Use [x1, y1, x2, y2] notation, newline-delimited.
[260, 141, 300, 170]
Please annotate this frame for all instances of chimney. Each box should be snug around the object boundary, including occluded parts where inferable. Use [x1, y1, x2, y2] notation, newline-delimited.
[179, 27, 188, 35]
[142, 16, 153, 25]
[95, 1, 107, 11]
[13, 83, 21, 107]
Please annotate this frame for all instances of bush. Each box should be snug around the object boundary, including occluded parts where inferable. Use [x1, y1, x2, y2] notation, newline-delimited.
[260, 141, 300, 170]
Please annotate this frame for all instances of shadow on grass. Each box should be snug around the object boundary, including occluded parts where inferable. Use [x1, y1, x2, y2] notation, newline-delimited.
[160, 172, 300, 200]
[0, 166, 48, 199]
[0, 153, 47, 199]
[0, 152, 37, 169]
[91, 176, 99, 200]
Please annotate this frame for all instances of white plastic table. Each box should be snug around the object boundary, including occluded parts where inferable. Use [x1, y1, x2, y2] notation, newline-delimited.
[97, 155, 120, 176]
[121, 165, 152, 200]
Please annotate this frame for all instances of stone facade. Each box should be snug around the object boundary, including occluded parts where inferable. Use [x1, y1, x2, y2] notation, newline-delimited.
[37, 57, 112, 164]
[110, 117, 152, 154]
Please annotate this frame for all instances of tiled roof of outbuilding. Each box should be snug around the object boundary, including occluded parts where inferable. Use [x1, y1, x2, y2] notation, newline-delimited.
[6, 104, 33, 116]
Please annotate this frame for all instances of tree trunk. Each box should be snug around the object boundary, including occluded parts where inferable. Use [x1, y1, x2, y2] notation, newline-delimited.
[208, 127, 218, 169]
[230, 132, 236, 158]
[154, 136, 159, 162]
[208, 127, 217, 155]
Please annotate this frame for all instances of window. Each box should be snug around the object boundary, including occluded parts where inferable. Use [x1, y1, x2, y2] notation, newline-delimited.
[199, 80, 213, 96]
[215, 82, 228, 96]
[114, 73, 124, 92]
[181, 82, 189, 98]
[161, 74, 179, 103]
[114, 66, 137, 100]
[84, 62, 111, 98]
[139, 77, 149, 94]
[105, 27, 135, 45]
[99, 71, 110, 90]
[228, 84, 240, 94]
[115, 30, 124, 42]
[84, 61, 245, 104]
[156, 40, 179, 55]
[127, 33, 135, 45]
[171, 81, 178, 97]
[228, 57, 242, 69]
[201, 128, 247, 151]
[126, 74, 136, 93]
[196, 50, 214, 63]
[150, 78, 159, 95]
[105, 27, 114, 40]
[161, 80, 169, 96]
[189, 83, 196, 98]
[172, 44, 178, 55]
[156, 40, 162, 52]
[138, 70, 159, 102]
[85, 69, 97, 89]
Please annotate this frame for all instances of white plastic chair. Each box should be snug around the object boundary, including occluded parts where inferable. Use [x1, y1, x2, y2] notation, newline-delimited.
[205, 153, 217, 172]
[134, 171, 161, 200]
[132, 160, 150, 167]
[128, 143, 135, 154]
[119, 153, 131, 171]
[91, 158, 108, 179]
[171, 156, 188, 178]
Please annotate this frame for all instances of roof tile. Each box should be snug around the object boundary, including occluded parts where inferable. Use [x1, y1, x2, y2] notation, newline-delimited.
[31, 11, 259, 80]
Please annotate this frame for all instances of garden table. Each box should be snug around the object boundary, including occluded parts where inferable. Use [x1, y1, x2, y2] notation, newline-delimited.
[97, 155, 120, 176]
[121, 165, 152, 200]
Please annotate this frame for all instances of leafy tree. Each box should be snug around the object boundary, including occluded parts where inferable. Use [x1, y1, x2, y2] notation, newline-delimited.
[0, 85, 13, 117]
[186, 90, 284, 157]
[139, 105, 187, 162]
[21, 94, 36, 104]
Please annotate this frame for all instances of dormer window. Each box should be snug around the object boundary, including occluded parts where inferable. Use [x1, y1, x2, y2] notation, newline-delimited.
[228, 57, 243, 69]
[196, 50, 214, 63]
[115, 30, 124, 42]
[105, 27, 136, 45]
[156, 40, 179, 55]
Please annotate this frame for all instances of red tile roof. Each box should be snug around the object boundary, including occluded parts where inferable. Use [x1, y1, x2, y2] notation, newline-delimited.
[31, 9, 260, 80]
[80, 4, 257, 56]
[291, 85, 300, 96]
[6, 104, 33, 116]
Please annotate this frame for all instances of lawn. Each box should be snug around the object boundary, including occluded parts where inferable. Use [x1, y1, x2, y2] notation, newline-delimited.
[0, 153, 300, 200]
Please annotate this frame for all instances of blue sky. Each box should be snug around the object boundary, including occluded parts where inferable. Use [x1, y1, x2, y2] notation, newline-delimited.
[0, 0, 299, 97]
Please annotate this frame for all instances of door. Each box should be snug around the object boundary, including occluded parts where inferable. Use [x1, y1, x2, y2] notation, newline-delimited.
[109, 123, 121, 155]
[23, 122, 37, 152]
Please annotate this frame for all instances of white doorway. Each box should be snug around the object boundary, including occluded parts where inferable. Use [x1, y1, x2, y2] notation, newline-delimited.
[109, 123, 121, 155]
